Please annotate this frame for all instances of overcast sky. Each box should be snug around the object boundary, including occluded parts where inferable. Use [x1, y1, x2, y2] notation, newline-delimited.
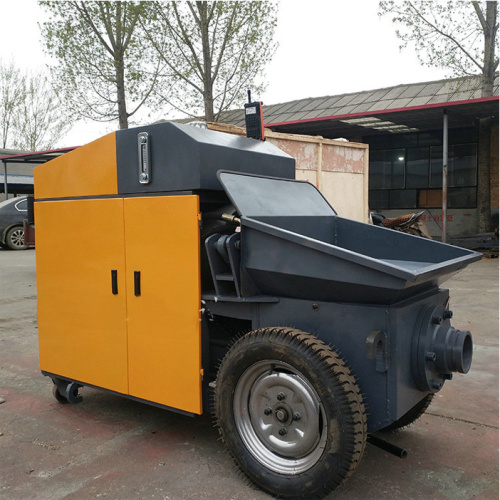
[0, 0, 449, 147]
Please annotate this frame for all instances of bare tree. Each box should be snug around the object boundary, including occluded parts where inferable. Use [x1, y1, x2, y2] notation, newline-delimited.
[13, 72, 71, 151]
[0, 60, 26, 148]
[0, 62, 68, 151]
[142, 1, 278, 122]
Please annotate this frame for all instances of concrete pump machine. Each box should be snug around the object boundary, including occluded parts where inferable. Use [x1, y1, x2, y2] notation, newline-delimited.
[34, 121, 481, 498]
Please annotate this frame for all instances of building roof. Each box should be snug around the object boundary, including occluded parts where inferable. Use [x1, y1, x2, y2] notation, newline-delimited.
[221, 74, 499, 139]
[1, 147, 78, 196]
[0, 147, 77, 165]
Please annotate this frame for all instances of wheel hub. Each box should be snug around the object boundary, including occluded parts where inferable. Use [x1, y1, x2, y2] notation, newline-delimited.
[275, 407, 289, 423]
[233, 360, 328, 474]
[9, 229, 25, 247]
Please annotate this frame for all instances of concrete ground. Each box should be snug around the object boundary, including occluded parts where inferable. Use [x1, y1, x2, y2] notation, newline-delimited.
[0, 248, 498, 499]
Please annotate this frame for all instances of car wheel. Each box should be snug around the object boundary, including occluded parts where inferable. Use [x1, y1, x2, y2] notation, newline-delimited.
[215, 327, 367, 499]
[5, 226, 27, 250]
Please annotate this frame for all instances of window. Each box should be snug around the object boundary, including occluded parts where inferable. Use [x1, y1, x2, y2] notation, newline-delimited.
[418, 188, 477, 209]
[15, 199, 27, 212]
[369, 190, 389, 210]
[430, 144, 477, 187]
[368, 136, 478, 210]
[389, 189, 417, 209]
[406, 148, 429, 188]
[369, 149, 405, 189]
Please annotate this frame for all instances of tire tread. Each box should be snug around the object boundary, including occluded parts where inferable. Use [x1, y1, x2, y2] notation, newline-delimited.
[215, 327, 367, 498]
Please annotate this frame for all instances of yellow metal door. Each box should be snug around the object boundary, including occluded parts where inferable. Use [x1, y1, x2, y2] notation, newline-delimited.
[36, 198, 129, 394]
[124, 195, 202, 414]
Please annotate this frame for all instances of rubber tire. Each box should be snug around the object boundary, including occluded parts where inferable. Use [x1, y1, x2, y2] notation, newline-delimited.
[382, 394, 434, 432]
[52, 384, 69, 404]
[215, 327, 367, 499]
[5, 226, 27, 250]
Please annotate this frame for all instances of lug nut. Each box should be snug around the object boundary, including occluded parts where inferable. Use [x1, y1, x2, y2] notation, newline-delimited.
[443, 310, 453, 319]
[277, 392, 286, 401]
[292, 412, 301, 421]
[425, 351, 436, 361]
[278, 428, 287, 436]
[264, 407, 272, 416]
[432, 381, 442, 391]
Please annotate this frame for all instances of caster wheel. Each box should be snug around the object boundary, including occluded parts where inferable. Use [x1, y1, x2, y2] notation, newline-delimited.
[65, 382, 83, 404]
[52, 384, 69, 404]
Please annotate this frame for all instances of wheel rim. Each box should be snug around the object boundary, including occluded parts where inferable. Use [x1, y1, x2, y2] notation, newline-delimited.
[233, 360, 328, 475]
[9, 228, 25, 247]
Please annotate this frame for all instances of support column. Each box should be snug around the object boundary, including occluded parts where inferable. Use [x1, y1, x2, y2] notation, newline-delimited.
[2, 161, 7, 200]
[442, 110, 448, 243]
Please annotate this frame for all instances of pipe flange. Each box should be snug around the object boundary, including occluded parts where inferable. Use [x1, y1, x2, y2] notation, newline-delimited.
[412, 304, 473, 392]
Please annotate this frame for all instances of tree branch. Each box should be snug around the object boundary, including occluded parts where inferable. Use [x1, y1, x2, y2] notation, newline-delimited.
[407, 1, 484, 71]
[73, 1, 115, 57]
[472, 1, 487, 31]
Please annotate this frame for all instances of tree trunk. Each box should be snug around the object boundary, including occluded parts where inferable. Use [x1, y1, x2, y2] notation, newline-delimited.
[199, 3, 215, 122]
[203, 86, 215, 122]
[116, 55, 128, 129]
[481, 2, 497, 97]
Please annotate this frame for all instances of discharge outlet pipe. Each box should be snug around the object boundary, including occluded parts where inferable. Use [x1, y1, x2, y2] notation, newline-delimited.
[412, 305, 473, 392]
[433, 325, 473, 375]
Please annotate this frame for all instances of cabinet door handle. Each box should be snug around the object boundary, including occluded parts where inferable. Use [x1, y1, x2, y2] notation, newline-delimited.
[134, 271, 141, 296]
[111, 270, 118, 295]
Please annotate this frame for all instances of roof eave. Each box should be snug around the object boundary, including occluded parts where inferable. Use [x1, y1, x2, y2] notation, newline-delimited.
[265, 96, 499, 128]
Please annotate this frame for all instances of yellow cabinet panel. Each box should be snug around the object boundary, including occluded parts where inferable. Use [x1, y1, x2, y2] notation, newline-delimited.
[124, 196, 202, 414]
[34, 132, 118, 200]
[36, 199, 129, 394]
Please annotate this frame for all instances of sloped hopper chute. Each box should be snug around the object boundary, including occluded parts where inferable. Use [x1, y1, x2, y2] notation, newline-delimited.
[218, 171, 482, 305]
